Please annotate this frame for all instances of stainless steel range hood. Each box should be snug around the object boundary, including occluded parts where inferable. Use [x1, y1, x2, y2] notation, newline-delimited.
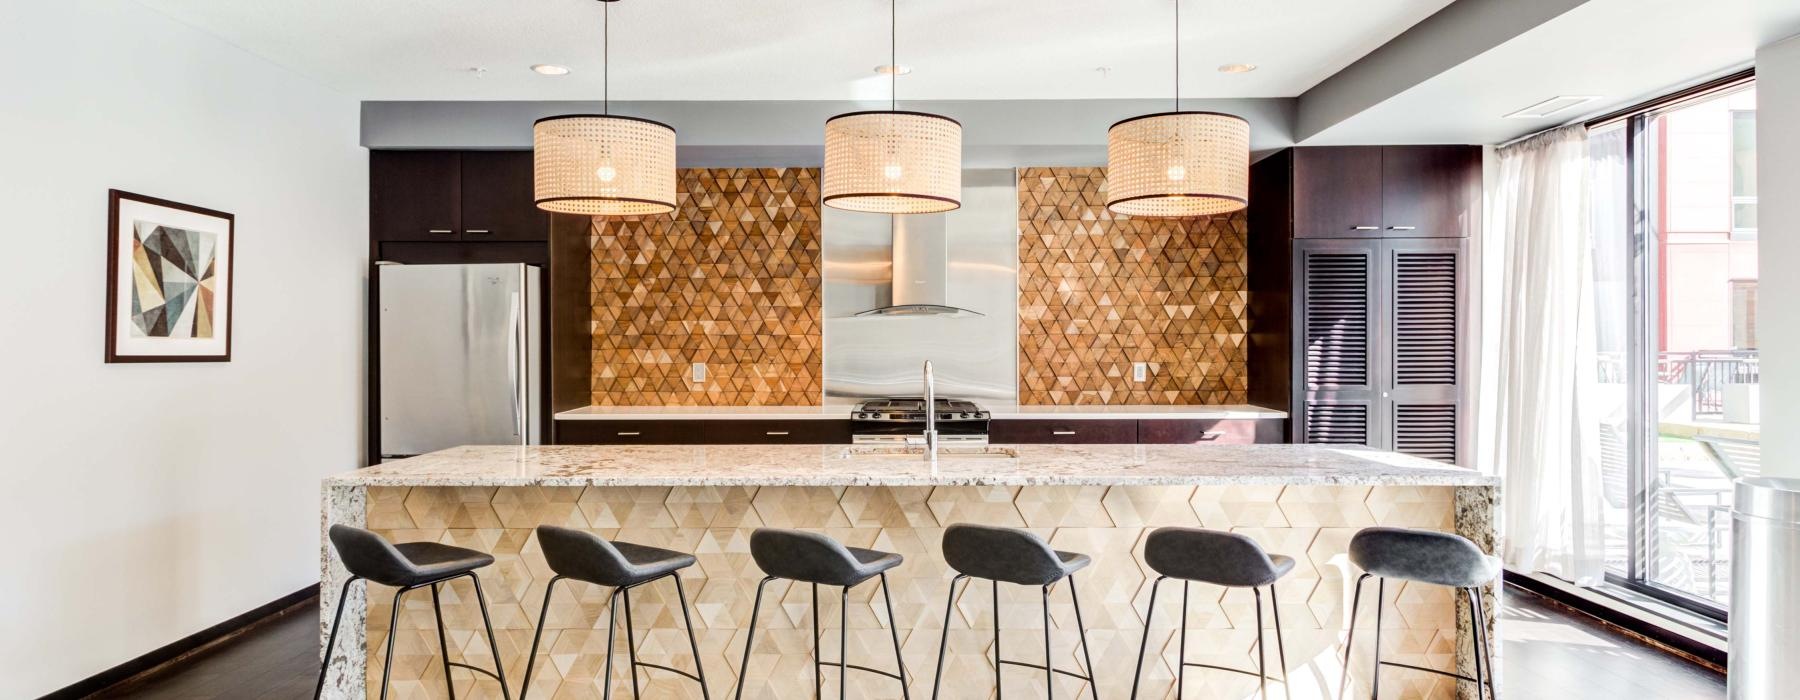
[854, 214, 984, 318]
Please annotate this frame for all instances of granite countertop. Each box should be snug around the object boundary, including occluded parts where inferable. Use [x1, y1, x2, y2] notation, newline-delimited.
[329, 444, 1494, 488]
[553, 404, 1288, 421]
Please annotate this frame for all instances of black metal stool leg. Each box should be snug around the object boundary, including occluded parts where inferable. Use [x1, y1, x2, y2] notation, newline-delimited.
[672, 574, 712, 700]
[379, 587, 406, 700]
[466, 573, 514, 700]
[733, 577, 774, 700]
[1128, 576, 1163, 700]
[1271, 584, 1291, 700]
[840, 585, 852, 700]
[993, 579, 1002, 699]
[601, 588, 620, 700]
[930, 575, 966, 700]
[431, 582, 457, 700]
[879, 573, 912, 699]
[1177, 581, 1189, 700]
[1041, 584, 1054, 700]
[519, 576, 563, 700]
[1254, 587, 1268, 700]
[622, 587, 642, 700]
[1469, 587, 1498, 700]
[1371, 578, 1385, 700]
[1067, 575, 1099, 700]
[1339, 574, 1369, 700]
[813, 582, 823, 700]
[313, 576, 360, 700]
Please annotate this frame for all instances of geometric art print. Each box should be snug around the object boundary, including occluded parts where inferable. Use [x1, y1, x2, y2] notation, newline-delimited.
[129, 221, 217, 338]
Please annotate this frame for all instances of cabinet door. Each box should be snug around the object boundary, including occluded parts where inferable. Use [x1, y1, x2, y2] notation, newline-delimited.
[1293, 239, 1379, 446]
[1380, 238, 1465, 463]
[371, 151, 460, 242]
[460, 151, 549, 242]
[1381, 146, 1480, 238]
[1293, 147, 1384, 238]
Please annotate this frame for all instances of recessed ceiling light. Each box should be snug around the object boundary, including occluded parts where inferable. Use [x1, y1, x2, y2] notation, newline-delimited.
[531, 64, 571, 76]
[1217, 63, 1258, 73]
[874, 64, 912, 76]
[1504, 95, 1601, 119]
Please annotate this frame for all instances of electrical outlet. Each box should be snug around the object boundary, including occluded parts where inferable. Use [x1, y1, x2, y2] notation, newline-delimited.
[692, 362, 707, 383]
[1132, 362, 1148, 382]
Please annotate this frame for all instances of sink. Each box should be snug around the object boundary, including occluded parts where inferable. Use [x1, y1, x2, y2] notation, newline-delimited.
[838, 445, 1020, 460]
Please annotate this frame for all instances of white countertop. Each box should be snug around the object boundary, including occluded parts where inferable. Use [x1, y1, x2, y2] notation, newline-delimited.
[327, 443, 1491, 488]
[554, 403, 1288, 421]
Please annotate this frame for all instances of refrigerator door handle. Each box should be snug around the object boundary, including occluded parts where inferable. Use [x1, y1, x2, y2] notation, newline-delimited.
[507, 289, 523, 441]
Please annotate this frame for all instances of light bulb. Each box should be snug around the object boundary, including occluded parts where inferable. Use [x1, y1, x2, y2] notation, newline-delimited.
[883, 163, 904, 181]
[595, 165, 618, 183]
[1166, 165, 1187, 181]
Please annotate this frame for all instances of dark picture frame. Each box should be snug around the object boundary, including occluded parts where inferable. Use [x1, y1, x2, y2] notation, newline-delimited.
[105, 189, 235, 363]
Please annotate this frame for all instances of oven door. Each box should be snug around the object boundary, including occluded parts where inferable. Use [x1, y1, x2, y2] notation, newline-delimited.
[850, 421, 990, 445]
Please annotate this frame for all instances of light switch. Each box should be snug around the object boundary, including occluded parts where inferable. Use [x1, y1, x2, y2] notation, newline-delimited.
[1133, 362, 1148, 382]
[692, 362, 707, 383]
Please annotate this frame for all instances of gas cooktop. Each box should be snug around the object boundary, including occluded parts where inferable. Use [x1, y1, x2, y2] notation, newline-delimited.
[852, 398, 990, 422]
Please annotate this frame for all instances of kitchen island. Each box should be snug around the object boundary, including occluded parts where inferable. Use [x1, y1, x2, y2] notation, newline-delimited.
[320, 444, 1496, 699]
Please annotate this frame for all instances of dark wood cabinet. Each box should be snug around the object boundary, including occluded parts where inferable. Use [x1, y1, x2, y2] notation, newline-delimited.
[989, 419, 1139, 444]
[1293, 147, 1384, 238]
[371, 150, 547, 244]
[555, 419, 852, 445]
[1291, 146, 1480, 239]
[1138, 419, 1285, 444]
[371, 151, 461, 242]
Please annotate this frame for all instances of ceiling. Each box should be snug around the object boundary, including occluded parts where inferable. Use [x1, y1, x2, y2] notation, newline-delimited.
[135, 0, 1456, 101]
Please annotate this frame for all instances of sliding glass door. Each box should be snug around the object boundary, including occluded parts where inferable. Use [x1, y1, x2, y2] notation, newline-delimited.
[1592, 77, 1757, 615]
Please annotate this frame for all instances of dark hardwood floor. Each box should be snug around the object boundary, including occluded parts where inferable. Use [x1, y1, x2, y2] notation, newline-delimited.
[90, 586, 1722, 699]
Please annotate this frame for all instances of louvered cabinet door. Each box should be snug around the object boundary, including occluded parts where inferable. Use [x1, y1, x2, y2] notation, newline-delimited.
[1293, 239, 1378, 446]
[1382, 238, 1466, 463]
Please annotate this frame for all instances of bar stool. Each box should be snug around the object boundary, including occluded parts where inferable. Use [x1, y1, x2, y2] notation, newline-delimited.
[520, 525, 710, 700]
[1128, 527, 1293, 700]
[931, 523, 1097, 700]
[735, 528, 910, 700]
[1342, 527, 1502, 700]
[314, 524, 511, 700]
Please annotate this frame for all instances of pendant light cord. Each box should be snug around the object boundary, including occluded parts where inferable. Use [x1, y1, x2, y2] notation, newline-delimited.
[603, 0, 610, 115]
[890, 0, 897, 111]
[1173, 0, 1180, 112]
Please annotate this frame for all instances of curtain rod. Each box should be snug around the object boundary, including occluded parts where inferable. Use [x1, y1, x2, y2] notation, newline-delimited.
[1495, 66, 1755, 150]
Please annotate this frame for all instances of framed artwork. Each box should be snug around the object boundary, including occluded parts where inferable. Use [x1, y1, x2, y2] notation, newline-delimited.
[105, 189, 235, 362]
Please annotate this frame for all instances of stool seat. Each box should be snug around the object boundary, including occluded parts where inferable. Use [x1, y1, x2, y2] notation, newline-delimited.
[1143, 527, 1294, 588]
[749, 528, 904, 586]
[1348, 527, 1501, 588]
[537, 525, 696, 587]
[942, 523, 1087, 586]
[328, 524, 495, 588]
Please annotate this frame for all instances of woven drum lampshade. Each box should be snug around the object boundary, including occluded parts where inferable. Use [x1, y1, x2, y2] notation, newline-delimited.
[822, 111, 962, 214]
[533, 114, 677, 216]
[1105, 111, 1250, 218]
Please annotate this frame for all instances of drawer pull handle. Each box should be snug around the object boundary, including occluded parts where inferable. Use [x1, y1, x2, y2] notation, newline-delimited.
[1388, 225, 1417, 231]
[1200, 431, 1223, 440]
[1052, 430, 1077, 436]
[1352, 226, 1380, 231]
[428, 229, 454, 234]
[465, 229, 491, 234]
[616, 431, 641, 436]
[765, 431, 790, 436]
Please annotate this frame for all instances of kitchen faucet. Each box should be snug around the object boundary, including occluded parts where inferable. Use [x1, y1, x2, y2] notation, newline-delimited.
[922, 360, 938, 464]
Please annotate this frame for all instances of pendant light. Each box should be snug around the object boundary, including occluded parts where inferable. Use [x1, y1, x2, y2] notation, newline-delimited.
[534, 0, 676, 216]
[1105, 0, 1249, 218]
[822, 0, 962, 214]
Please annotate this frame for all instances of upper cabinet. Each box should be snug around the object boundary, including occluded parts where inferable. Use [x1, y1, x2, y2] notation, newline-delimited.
[370, 150, 548, 243]
[1292, 146, 1480, 239]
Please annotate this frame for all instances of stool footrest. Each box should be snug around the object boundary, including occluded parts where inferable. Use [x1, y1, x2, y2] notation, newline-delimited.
[816, 659, 906, 682]
[996, 658, 1093, 682]
[1179, 660, 1286, 683]
[445, 661, 505, 684]
[634, 660, 705, 684]
[1378, 660, 1479, 684]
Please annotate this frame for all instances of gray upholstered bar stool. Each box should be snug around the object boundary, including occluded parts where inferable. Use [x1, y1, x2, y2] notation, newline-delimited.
[1342, 527, 1502, 700]
[735, 528, 910, 700]
[314, 524, 511, 700]
[520, 525, 710, 700]
[1128, 527, 1293, 700]
[931, 523, 1098, 700]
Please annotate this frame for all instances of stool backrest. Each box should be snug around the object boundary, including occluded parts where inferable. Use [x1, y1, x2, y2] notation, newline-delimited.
[536, 525, 634, 585]
[1144, 527, 1282, 587]
[328, 524, 413, 586]
[749, 528, 862, 584]
[942, 523, 1067, 586]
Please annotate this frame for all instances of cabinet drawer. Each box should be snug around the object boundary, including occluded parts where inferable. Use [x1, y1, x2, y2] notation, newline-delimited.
[1137, 419, 1286, 444]
[989, 419, 1138, 444]
[702, 420, 852, 444]
[555, 420, 687, 444]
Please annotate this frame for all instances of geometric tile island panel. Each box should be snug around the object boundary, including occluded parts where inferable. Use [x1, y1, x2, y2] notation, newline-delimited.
[1018, 167, 1248, 406]
[590, 168, 823, 406]
[130, 221, 218, 338]
[353, 484, 1492, 699]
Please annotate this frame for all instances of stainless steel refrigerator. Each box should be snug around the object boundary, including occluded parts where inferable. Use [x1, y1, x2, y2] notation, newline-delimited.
[378, 263, 541, 459]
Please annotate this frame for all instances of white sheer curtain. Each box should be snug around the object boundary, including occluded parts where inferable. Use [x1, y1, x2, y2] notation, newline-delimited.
[1477, 125, 1607, 585]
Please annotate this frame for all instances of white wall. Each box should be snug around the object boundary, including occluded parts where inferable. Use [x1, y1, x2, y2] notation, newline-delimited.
[0, 2, 366, 696]
[1759, 34, 1800, 478]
